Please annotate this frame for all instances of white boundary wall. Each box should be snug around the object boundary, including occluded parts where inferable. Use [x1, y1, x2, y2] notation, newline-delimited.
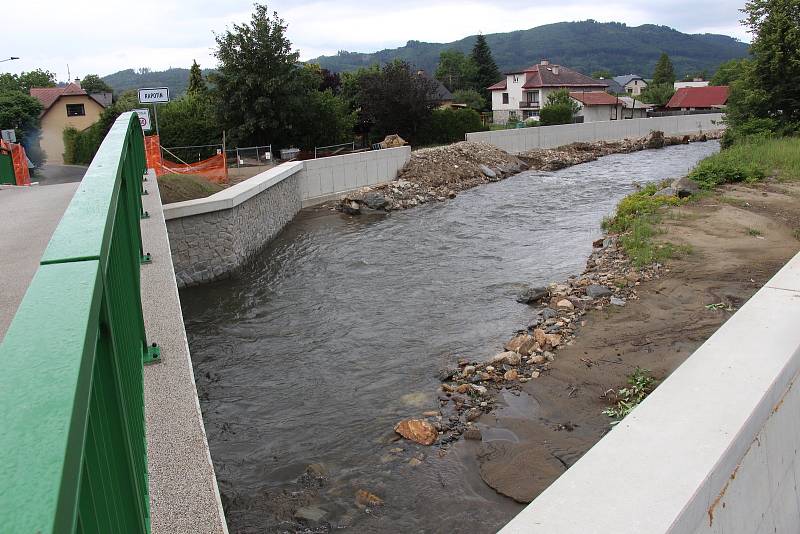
[466, 114, 725, 154]
[501, 252, 800, 534]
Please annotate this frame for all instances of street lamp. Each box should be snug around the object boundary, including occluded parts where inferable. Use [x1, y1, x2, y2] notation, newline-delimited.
[0, 57, 20, 63]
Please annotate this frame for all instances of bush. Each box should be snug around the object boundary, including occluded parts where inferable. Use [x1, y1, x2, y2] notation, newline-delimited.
[539, 104, 574, 126]
[688, 158, 764, 189]
[62, 126, 103, 165]
[419, 107, 484, 145]
[602, 183, 680, 234]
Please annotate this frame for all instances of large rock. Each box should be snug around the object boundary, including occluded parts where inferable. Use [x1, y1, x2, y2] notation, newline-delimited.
[585, 285, 612, 298]
[516, 286, 549, 304]
[672, 176, 700, 198]
[362, 192, 388, 210]
[355, 489, 384, 508]
[394, 419, 438, 445]
[504, 334, 537, 356]
[479, 164, 497, 179]
[491, 351, 522, 366]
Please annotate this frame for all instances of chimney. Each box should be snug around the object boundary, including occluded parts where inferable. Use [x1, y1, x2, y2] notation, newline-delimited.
[73, 77, 81, 88]
[540, 59, 549, 66]
[553, 65, 560, 75]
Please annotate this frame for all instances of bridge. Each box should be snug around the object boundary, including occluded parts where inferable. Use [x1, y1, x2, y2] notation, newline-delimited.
[1, 112, 798, 533]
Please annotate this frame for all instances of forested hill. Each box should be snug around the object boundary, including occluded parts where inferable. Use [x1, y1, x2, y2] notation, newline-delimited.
[102, 67, 215, 96]
[311, 21, 749, 77]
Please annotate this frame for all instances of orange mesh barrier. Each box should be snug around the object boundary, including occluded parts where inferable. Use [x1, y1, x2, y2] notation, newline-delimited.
[0, 140, 31, 186]
[144, 135, 228, 184]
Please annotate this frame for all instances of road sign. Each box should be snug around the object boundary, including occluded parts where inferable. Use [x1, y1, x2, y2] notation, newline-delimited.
[138, 87, 170, 104]
[1, 129, 15, 143]
[133, 109, 151, 131]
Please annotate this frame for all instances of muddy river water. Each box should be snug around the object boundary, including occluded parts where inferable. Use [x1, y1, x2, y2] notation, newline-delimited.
[180, 141, 720, 533]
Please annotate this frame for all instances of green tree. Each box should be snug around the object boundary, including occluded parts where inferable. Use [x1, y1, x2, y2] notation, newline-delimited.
[419, 108, 484, 145]
[592, 69, 613, 79]
[435, 50, 477, 92]
[710, 58, 750, 86]
[0, 90, 44, 163]
[0, 69, 57, 93]
[638, 83, 675, 106]
[80, 74, 113, 94]
[652, 53, 676, 86]
[213, 4, 300, 146]
[452, 89, 486, 111]
[157, 93, 220, 147]
[739, 0, 800, 125]
[187, 60, 207, 94]
[539, 89, 580, 125]
[356, 60, 438, 144]
[470, 34, 501, 105]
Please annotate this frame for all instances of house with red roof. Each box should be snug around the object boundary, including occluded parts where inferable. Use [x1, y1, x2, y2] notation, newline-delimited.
[569, 91, 626, 122]
[488, 59, 609, 124]
[666, 86, 729, 112]
[30, 80, 111, 164]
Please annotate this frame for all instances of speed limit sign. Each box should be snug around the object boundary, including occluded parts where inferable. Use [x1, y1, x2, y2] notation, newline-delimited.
[133, 109, 152, 131]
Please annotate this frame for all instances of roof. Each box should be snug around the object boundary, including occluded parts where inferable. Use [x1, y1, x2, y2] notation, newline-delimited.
[598, 78, 625, 94]
[569, 91, 621, 106]
[613, 74, 646, 87]
[617, 96, 653, 109]
[488, 62, 607, 91]
[431, 79, 454, 102]
[522, 64, 608, 89]
[30, 82, 110, 112]
[666, 86, 729, 109]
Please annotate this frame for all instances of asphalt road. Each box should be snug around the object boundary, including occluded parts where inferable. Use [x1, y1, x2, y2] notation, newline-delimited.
[35, 164, 88, 185]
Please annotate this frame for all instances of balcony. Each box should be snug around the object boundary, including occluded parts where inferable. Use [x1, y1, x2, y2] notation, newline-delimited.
[519, 101, 540, 109]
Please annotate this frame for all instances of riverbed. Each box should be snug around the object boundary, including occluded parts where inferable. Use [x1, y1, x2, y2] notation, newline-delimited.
[181, 141, 720, 533]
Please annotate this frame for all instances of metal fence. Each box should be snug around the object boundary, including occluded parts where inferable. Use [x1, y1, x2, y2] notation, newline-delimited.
[0, 112, 155, 533]
[226, 145, 273, 168]
[314, 141, 355, 159]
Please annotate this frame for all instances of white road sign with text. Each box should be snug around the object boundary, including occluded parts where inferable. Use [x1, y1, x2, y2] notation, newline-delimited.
[138, 87, 170, 103]
[133, 109, 151, 131]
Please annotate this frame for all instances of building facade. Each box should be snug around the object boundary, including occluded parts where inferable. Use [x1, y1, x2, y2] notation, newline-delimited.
[30, 82, 110, 165]
[613, 75, 648, 96]
[488, 60, 608, 124]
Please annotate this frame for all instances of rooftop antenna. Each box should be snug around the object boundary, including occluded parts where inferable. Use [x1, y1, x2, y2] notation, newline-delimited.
[67, 64, 71, 82]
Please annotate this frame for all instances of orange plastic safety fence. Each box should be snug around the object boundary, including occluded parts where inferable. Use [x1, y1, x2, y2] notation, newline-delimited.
[0, 140, 31, 186]
[144, 135, 228, 184]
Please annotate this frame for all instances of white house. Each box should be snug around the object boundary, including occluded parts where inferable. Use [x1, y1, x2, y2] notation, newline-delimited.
[569, 92, 625, 122]
[488, 60, 608, 124]
[613, 74, 648, 96]
[674, 79, 710, 89]
[617, 96, 652, 119]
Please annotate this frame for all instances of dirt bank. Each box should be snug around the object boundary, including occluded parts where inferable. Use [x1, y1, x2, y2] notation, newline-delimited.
[335, 131, 722, 214]
[474, 180, 800, 502]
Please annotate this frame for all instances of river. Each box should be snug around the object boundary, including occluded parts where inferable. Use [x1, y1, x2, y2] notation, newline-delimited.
[180, 141, 720, 533]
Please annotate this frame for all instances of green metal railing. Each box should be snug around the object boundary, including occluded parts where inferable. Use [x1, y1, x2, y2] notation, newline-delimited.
[0, 112, 157, 533]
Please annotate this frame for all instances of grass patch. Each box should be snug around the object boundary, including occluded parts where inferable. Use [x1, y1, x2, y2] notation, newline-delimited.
[688, 136, 800, 189]
[158, 173, 225, 204]
[746, 227, 763, 236]
[603, 367, 656, 425]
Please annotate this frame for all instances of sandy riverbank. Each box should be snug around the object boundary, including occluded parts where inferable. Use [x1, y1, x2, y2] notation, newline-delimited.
[474, 179, 800, 502]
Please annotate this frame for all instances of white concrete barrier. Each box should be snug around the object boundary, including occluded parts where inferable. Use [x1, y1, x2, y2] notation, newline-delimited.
[500, 252, 800, 534]
[467, 114, 725, 154]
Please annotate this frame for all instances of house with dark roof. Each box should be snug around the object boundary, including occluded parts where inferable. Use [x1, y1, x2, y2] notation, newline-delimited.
[30, 80, 111, 164]
[613, 74, 648, 96]
[488, 60, 608, 124]
[569, 91, 625, 122]
[597, 77, 626, 95]
[666, 86, 729, 111]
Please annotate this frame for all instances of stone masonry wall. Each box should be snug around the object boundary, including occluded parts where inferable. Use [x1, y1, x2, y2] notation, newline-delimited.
[166, 174, 301, 287]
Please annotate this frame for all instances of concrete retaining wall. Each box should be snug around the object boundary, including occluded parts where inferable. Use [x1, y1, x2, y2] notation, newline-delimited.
[163, 147, 410, 287]
[466, 114, 725, 154]
[500, 252, 800, 534]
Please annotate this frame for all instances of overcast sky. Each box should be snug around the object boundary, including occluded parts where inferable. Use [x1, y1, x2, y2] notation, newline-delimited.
[5, 1, 749, 81]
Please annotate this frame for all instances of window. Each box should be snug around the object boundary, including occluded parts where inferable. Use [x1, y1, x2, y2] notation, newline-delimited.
[526, 90, 539, 103]
[512, 74, 520, 83]
[502, 93, 509, 104]
[626, 87, 633, 94]
[66, 104, 85, 117]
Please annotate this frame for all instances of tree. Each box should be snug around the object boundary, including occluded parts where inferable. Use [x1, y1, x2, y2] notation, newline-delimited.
[710, 58, 749, 86]
[638, 83, 675, 106]
[452, 89, 486, 111]
[0, 91, 44, 163]
[739, 0, 800, 125]
[435, 50, 477, 92]
[592, 69, 613, 79]
[213, 4, 301, 146]
[0, 69, 57, 94]
[356, 60, 439, 144]
[187, 60, 207, 95]
[470, 34, 501, 104]
[539, 89, 581, 125]
[157, 93, 220, 147]
[80, 74, 113, 94]
[652, 53, 676, 86]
